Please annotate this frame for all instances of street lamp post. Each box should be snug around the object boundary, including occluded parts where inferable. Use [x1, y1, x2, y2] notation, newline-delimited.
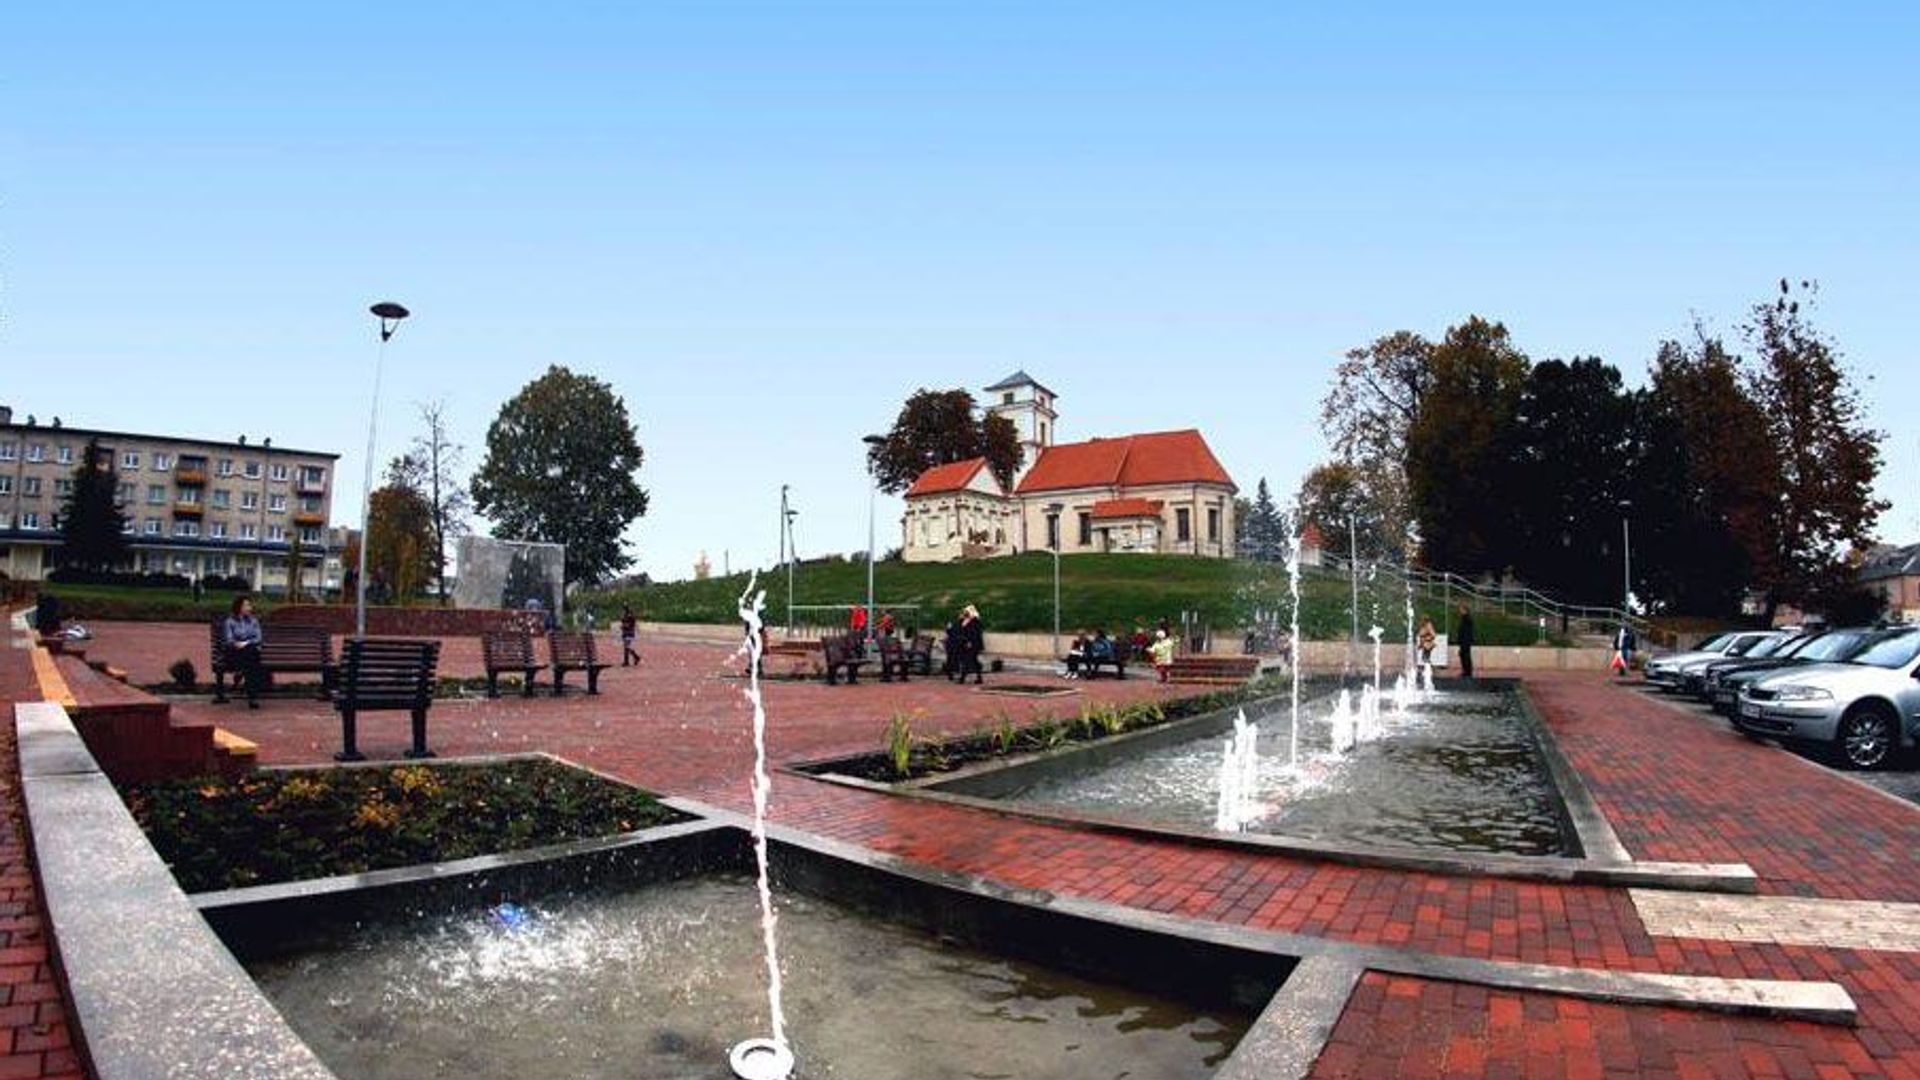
[357, 302, 410, 639]
[1619, 499, 1633, 615]
[861, 436, 887, 643]
[780, 485, 797, 634]
[1044, 502, 1065, 658]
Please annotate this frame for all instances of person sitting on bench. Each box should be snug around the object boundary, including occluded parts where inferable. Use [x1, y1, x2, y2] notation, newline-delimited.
[223, 595, 265, 709]
[1063, 631, 1090, 679]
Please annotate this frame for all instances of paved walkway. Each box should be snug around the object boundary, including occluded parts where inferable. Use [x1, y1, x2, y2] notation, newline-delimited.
[16, 622, 1920, 1077]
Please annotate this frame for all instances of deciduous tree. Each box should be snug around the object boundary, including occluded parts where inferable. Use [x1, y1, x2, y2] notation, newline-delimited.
[868, 389, 1024, 494]
[1321, 331, 1432, 543]
[395, 401, 472, 604]
[1296, 461, 1394, 559]
[1405, 317, 1530, 574]
[471, 366, 649, 586]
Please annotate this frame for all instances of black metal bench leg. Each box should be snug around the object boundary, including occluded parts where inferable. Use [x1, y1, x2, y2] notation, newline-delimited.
[586, 669, 600, 695]
[553, 670, 566, 697]
[213, 672, 228, 704]
[406, 708, 434, 759]
[487, 672, 500, 699]
[522, 670, 537, 698]
[335, 708, 364, 762]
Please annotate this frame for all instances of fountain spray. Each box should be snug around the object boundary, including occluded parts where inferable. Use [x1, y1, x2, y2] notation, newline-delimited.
[1287, 532, 1302, 767]
[1214, 710, 1261, 831]
[730, 577, 796, 1080]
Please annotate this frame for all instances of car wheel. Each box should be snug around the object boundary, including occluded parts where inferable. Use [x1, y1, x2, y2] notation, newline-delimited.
[1837, 704, 1897, 770]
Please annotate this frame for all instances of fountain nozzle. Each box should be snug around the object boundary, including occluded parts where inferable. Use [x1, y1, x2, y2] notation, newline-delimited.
[730, 1038, 796, 1080]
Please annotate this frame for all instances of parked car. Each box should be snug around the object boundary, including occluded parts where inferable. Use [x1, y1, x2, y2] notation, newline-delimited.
[1677, 630, 1797, 697]
[1734, 626, 1920, 769]
[1706, 627, 1888, 714]
[1644, 631, 1780, 691]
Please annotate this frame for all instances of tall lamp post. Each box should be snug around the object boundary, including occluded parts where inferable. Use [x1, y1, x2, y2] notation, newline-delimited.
[861, 435, 887, 640]
[1045, 502, 1064, 658]
[357, 302, 410, 639]
[780, 485, 798, 634]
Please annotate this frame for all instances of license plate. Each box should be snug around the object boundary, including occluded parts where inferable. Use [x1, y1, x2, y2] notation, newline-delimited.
[1740, 703, 1761, 719]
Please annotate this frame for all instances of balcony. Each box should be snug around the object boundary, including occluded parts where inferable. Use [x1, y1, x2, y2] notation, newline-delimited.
[175, 469, 208, 485]
[292, 510, 327, 527]
[296, 475, 328, 494]
[173, 502, 204, 517]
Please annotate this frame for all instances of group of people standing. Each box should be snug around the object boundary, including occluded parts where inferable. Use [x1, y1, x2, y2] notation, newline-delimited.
[1414, 603, 1477, 679]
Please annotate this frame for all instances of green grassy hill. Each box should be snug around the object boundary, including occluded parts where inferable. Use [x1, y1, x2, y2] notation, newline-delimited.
[580, 553, 1555, 646]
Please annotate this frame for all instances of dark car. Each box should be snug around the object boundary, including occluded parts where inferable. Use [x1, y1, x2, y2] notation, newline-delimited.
[1682, 631, 1806, 697]
[1708, 627, 1892, 715]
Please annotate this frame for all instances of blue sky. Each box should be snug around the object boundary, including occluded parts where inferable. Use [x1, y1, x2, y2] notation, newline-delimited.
[5, 3, 1917, 582]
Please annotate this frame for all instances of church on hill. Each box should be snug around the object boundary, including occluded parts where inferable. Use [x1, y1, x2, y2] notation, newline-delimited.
[899, 371, 1239, 563]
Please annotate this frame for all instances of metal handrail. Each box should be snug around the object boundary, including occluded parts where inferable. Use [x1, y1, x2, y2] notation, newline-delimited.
[1315, 552, 1658, 644]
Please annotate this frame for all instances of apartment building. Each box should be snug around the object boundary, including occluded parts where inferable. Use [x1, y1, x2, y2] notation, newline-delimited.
[0, 405, 339, 591]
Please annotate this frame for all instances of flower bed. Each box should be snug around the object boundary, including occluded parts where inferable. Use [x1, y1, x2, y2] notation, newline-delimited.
[124, 757, 686, 893]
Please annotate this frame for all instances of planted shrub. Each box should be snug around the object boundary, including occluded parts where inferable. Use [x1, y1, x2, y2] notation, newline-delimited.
[167, 658, 197, 690]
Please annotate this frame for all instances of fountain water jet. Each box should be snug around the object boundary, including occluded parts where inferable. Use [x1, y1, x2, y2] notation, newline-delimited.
[1213, 711, 1261, 832]
[1287, 534, 1302, 766]
[731, 578, 793, 1080]
[1368, 625, 1384, 693]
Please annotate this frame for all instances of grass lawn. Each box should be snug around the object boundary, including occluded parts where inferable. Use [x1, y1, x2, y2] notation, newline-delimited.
[581, 553, 1559, 645]
[42, 581, 274, 623]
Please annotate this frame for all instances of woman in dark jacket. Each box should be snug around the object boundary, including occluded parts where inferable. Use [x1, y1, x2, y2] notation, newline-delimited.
[956, 605, 986, 684]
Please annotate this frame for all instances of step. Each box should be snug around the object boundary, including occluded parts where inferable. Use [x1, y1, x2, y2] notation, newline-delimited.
[210, 728, 259, 776]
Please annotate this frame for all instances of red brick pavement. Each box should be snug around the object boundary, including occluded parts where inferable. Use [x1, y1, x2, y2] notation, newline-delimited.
[25, 625, 1920, 1077]
[0, 648, 84, 1080]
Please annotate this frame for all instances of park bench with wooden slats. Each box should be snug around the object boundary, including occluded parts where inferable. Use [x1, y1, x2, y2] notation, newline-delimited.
[210, 622, 337, 703]
[333, 638, 440, 762]
[481, 630, 543, 698]
[1080, 644, 1128, 679]
[907, 633, 936, 676]
[877, 637, 914, 682]
[548, 631, 612, 696]
[821, 634, 869, 685]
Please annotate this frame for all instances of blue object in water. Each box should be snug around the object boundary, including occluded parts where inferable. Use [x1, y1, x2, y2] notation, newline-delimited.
[490, 903, 531, 931]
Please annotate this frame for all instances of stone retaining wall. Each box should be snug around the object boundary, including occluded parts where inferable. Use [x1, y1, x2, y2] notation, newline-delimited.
[267, 604, 542, 637]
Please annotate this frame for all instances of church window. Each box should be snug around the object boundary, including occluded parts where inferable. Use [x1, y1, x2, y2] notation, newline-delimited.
[1177, 508, 1192, 542]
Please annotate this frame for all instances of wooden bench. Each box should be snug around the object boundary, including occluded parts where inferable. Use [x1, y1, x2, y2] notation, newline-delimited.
[877, 637, 914, 682]
[548, 631, 611, 696]
[906, 634, 936, 676]
[482, 630, 543, 698]
[333, 638, 440, 761]
[211, 622, 336, 703]
[1081, 646, 1127, 679]
[822, 634, 868, 685]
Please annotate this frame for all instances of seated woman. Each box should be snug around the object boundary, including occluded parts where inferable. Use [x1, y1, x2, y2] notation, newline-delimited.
[223, 595, 265, 708]
[1063, 632, 1090, 679]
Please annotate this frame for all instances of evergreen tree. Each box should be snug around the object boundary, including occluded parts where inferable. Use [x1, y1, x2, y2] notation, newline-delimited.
[56, 438, 130, 572]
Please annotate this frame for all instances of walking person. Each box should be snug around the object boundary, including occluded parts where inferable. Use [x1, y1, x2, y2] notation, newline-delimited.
[1417, 616, 1437, 666]
[1150, 629, 1177, 683]
[223, 594, 266, 709]
[620, 605, 640, 667]
[957, 604, 986, 684]
[1611, 622, 1636, 678]
[943, 616, 964, 680]
[1455, 602, 1476, 680]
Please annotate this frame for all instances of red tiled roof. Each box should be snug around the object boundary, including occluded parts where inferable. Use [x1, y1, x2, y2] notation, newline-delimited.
[904, 457, 994, 498]
[1090, 498, 1165, 520]
[1301, 522, 1326, 550]
[1015, 430, 1235, 494]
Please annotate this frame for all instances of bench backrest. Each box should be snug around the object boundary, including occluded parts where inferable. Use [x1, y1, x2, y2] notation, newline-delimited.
[909, 634, 934, 656]
[336, 639, 440, 707]
[822, 634, 855, 666]
[548, 631, 601, 667]
[258, 627, 333, 665]
[483, 630, 538, 669]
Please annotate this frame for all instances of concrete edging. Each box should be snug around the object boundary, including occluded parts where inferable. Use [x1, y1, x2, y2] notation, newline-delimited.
[13, 701, 336, 1080]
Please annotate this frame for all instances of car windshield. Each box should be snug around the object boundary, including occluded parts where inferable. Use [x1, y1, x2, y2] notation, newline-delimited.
[1849, 632, 1920, 669]
[1728, 634, 1777, 657]
[1695, 633, 1735, 652]
[1796, 631, 1874, 662]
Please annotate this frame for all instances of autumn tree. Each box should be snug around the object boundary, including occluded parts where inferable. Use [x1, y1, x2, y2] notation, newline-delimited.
[1743, 280, 1886, 618]
[471, 366, 649, 586]
[1296, 461, 1395, 559]
[1404, 317, 1530, 574]
[868, 389, 1024, 494]
[1321, 331, 1432, 545]
[366, 480, 436, 604]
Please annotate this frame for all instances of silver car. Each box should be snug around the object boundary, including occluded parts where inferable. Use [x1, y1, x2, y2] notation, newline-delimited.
[1734, 627, 1920, 769]
[1644, 631, 1780, 690]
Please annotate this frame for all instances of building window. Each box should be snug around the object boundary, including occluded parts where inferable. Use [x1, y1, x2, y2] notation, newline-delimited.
[178, 489, 201, 506]
[22, 477, 40, 497]
[269, 463, 289, 482]
[300, 465, 326, 487]
[267, 525, 286, 542]
[1077, 512, 1092, 546]
[1176, 508, 1191, 543]
[56, 445, 73, 464]
[123, 451, 141, 470]
[268, 494, 287, 513]
[147, 485, 166, 505]
[152, 453, 173, 470]
[175, 521, 199, 538]
[116, 482, 132, 504]
[20, 512, 39, 530]
[212, 489, 231, 509]
[239, 523, 257, 540]
[243, 461, 261, 479]
[0, 443, 14, 461]
[241, 492, 260, 511]
[120, 518, 135, 534]
[298, 526, 322, 545]
[1046, 513, 1060, 549]
[217, 458, 233, 477]
[25, 444, 44, 463]
[144, 518, 161, 535]
[0, 477, 11, 495]
[298, 494, 322, 512]
[210, 522, 227, 539]
[1207, 507, 1220, 543]
[54, 479, 74, 497]
[1002, 391, 1014, 405]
